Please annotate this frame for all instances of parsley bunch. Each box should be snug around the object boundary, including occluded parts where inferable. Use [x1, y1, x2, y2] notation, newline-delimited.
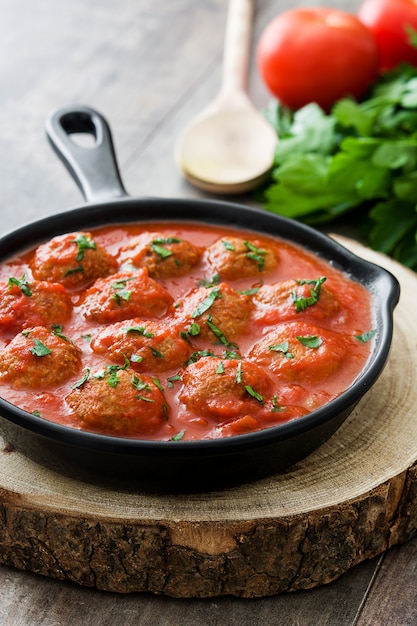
[261, 64, 417, 271]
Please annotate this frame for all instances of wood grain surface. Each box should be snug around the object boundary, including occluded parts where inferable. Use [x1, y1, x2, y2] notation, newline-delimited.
[1, 0, 416, 623]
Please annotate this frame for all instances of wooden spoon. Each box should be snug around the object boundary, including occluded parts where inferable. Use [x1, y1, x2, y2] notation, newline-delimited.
[176, 0, 277, 195]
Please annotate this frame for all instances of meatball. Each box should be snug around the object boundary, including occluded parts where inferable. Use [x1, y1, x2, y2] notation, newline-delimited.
[253, 277, 340, 327]
[66, 367, 167, 436]
[248, 321, 352, 383]
[0, 277, 72, 333]
[118, 231, 202, 278]
[30, 231, 118, 289]
[79, 268, 174, 324]
[178, 356, 274, 421]
[91, 318, 191, 372]
[204, 235, 277, 280]
[174, 283, 253, 343]
[0, 326, 82, 389]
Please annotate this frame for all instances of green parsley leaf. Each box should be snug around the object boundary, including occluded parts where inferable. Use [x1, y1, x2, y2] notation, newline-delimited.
[191, 287, 222, 318]
[124, 325, 154, 338]
[71, 234, 96, 261]
[222, 239, 235, 251]
[355, 329, 377, 343]
[260, 67, 417, 271]
[269, 341, 294, 359]
[171, 429, 186, 441]
[296, 335, 323, 349]
[30, 338, 52, 357]
[8, 274, 32, 297]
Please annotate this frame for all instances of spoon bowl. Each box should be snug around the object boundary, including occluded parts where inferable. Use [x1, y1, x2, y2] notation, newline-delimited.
[176, 0, 277, 194]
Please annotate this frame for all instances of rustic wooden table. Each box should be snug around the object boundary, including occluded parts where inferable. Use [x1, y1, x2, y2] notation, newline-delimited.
[0, 0, 416, 624]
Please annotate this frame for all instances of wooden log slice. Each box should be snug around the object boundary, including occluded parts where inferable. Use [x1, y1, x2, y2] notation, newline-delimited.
[0, 237, 416, 598]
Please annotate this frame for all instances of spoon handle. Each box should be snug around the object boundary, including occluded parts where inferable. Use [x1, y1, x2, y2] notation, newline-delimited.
[221, 0, 253, 96]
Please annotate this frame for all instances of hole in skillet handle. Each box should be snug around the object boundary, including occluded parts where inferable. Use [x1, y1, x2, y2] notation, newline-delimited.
[45, 105, 128, 203]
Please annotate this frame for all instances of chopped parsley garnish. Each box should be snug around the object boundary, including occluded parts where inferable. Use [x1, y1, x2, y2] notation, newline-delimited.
[71, 234, 96, 261]
[111, 278, 133, 305]
[244, 385, 264, 403]
[244, 241, 267, 271]
[149, 346, 164, 358]
[82, 334, 92, 343]
[269, 341, 294, 359]
[124, 325, 154, 338]
[292, 276, 326, 312]
[171, 429, 186, 441]
[235, 361, 243, 384]
[131, 374, 153, 394]
[222, 239, 235, 251]
[188, 322, 201, 336]
[355, 329, 377, 343]
[271, 395, 284, 412]
[64, 266, 84, 277]
[130, 353, 143, 363]
[237, 286, 261, 296]
[51, 324, 70, 342]
[150, 238, 180, 259]
[186, 349, 216, 365]
[191, 287, 222, 318]
[8, 274, 32, 297]
[198, 273, 220, 288]
[71, 368, 90, 389]
[296, 335, 323, 349]
[152, 377, 164, 391]
[167, 374, 182, 388]
[30, 338, 52, 357]
[206, 315, 238, 349]
[32, 410, 42, 417]
[216, 361, 225, 374]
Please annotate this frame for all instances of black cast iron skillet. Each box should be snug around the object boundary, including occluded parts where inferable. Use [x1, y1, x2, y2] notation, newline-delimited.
[0, 105, 400, 492]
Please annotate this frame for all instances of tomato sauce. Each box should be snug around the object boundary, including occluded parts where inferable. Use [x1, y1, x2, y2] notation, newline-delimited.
[0, 222, 374, 441]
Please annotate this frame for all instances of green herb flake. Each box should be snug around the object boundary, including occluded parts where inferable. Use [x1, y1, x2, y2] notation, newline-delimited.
[51, 324, 70, 342]
[130, 353, 143, 363]
[244, 241, 267, 271]
[292, 276, 326, 312]
[149, 346, 164, 358]
[71, 234, 96, 261]
[124, 325, 154, 338]
[296, 335, 323, 349]
[216, 361, 225, 374]
[269, 341, 294, 359]
[198, 273, 220, 288]
[244, 385, 264, 403]
[71, 368, 90, 389]
[32, 410, 42, 417]
[150, 243, 173, 259]
[171, 429, 186, 441]
[205, 315, 238, 349]
[8, 274, 32, 297]
[271, 395, 284, 413]
[152, 377, 164, 391]
[64, 266, 84, 277]
[222, 239, 236, 251]
[191, 287, 222, 318]
[167, 374, 182, 388]
[30, 338, 52, 357]
[186, 349, 216, 365]
[235, 361, 243, 384]
[188, 322, 201, 336]
[355, 329, 377, 343]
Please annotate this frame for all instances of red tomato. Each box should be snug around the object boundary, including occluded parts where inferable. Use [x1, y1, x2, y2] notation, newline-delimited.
[256, 8, 379, 111]
[358, 0, 417, 71]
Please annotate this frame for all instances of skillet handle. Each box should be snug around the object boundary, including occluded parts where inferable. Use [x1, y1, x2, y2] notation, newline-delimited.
[45, 105, 128, 203]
